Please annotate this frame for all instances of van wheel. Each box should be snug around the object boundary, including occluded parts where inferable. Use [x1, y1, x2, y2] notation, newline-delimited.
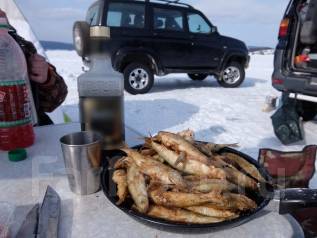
[217, 62, 245, 88]
[124, 63, 154, 95]
[188, 74, 208, 81]
[297, 101, 317, 121]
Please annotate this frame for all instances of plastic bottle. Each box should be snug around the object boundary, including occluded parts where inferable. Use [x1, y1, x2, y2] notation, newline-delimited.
[0, 16, 35, 151]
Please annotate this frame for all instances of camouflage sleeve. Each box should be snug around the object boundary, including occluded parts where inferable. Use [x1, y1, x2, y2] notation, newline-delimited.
[37, 64, 68, 113]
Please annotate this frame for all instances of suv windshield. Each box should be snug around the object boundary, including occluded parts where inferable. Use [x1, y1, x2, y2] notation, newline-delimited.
[153, 8, 184, 32]
[106, 2, 145, 28]
[187, 13, 211, 34]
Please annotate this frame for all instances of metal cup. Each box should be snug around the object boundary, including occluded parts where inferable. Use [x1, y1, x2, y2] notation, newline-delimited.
[60, 131, 103, 195]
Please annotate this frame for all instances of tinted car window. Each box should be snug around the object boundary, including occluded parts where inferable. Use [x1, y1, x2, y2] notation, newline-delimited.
[153, 8, 184, 32]
[107, 3, 145, 28]
[86, 5, 99, 25]
[188, 13, 211, 34]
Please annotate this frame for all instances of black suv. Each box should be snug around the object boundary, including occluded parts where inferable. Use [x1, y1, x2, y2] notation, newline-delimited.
[79, 0, 249, 94]
[273, 0, 317, 120]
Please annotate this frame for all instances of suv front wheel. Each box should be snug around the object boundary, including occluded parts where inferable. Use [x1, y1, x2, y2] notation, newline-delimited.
[124, 63, 154, 95]
[217, 62, 245, 88]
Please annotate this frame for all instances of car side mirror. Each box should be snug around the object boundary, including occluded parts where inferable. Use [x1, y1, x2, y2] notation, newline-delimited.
[211, 26, 218, 33]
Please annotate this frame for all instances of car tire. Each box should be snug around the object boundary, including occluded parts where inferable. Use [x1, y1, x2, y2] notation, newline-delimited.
[188, 74, 208, 81]
[124, 63, 154, 95]
[217, 62, 245, 88]
[297, 100, 317, 121]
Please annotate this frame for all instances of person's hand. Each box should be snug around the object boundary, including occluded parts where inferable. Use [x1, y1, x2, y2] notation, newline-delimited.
[28, 54, 49, 84]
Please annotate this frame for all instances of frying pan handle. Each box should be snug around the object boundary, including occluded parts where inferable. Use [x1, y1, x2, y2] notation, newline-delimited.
[279, 188, 317, 215]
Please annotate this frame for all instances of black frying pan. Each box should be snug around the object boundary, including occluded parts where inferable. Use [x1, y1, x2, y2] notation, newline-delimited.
[101, 145, 317, 231]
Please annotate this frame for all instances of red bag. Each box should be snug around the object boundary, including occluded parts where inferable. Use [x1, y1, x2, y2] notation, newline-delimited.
[259, 145, 317, 237]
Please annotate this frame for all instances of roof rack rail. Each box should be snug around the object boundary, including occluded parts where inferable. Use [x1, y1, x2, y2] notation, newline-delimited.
[144, 0, 193, 9]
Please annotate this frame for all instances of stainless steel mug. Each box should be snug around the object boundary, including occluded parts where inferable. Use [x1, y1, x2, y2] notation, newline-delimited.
[60, 131, 103, 195]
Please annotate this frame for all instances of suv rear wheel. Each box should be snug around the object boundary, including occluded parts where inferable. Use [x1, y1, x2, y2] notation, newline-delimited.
[188, 74, 208, 81]
[217, 62, 245, 88]
[124, 63, 154, 95]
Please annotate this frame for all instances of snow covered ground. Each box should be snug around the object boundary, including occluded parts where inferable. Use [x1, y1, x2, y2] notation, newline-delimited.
[47, 50, 317, 187]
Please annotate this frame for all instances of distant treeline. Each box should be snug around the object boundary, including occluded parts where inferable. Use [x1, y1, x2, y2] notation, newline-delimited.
[40, 41, 74, 50]
[248, 46, 273, 53]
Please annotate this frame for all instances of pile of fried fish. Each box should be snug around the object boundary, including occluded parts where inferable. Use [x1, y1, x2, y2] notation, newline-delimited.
[112, 130, 266, 224]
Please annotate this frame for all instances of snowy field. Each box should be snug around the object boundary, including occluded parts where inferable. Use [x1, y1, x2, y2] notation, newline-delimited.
[47, 50, 317, 187]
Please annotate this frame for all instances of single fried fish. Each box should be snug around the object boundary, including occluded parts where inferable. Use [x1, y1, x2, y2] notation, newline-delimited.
[148, 205, 225, 224]
[186, 204, 238, 219]
[112, 169, 128, 205]
[127, 163, 149, 213]
[122, 148, 187, 188]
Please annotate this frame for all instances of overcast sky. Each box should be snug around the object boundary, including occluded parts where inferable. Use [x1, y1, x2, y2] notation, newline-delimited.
[15, 0, 289, 47]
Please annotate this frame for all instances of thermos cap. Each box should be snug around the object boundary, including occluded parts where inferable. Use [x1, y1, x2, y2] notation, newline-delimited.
[8, 149, 27, 162]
